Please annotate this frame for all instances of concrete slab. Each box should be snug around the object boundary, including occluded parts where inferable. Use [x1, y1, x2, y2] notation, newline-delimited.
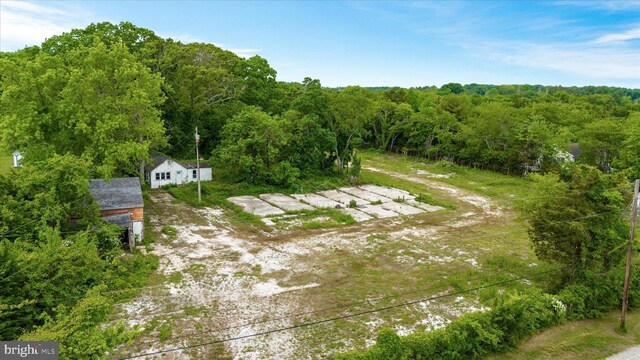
[338, 187, 393, 203]
[359, 185, 415, 201]
[339, 207, 373, 222]
[381, 202, 425, 215]
[406, 200, 445, 212]
[259, 193, 314, 211]
[357, 205, 399, 218]
[228, 195, 285, 217]
[291, 193, 343, 209]
[317, 190, 369, 206]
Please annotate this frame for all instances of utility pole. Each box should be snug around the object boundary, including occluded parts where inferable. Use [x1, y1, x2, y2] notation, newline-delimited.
[622, 179, 640, 329]
[195, 127, 202, 205]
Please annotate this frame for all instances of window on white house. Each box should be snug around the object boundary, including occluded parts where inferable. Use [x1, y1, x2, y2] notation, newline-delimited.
[155, 173, 160, 180]
[160, 172, 165, 180]
[193, 169, 197, 179]
[166, 172, 171, 180]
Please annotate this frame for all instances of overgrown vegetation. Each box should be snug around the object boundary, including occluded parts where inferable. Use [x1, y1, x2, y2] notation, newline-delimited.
[338, 262, 640, 359]
[0, 20, 638, 359]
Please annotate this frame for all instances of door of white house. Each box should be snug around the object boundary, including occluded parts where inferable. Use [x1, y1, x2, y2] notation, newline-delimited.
[176, 170, 184, 185]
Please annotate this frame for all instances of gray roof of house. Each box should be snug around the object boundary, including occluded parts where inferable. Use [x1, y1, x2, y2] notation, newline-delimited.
[145, 152, 212, 171]
[180, 161, 211, 169]
[89, 177, 144, 211]
[144, 153, 171, 172]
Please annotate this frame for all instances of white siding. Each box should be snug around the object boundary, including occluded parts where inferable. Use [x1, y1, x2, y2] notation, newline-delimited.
[147, 158, 213, 189]
[184, 167, 212, 184]
[148, 160, 188, 189]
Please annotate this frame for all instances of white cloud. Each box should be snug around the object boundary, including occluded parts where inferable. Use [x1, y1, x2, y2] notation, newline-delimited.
[0, 0, 96, 51]
[593, 26, 640, 44]
[485, 41, 640, 79]
[159, 32, 260, 58]
[363, 2, 640, 82]
[555, 1, 640, 12]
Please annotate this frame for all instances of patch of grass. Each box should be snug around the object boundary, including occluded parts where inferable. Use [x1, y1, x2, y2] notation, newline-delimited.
[183, 305, 208, 317]
[359, 149, 536, 207]
[234, 265, 263, 278]
[184, 263, 207, 280]
[489, 310, 640, 360]
[274, 208, 356, 230]
[167, 272, 182, 284]
[370, 200, 382, 205]
[360, 170, 452, 209]
[393, 196, 405, 203]
[158, 323, 172, 342]
[145, 318, 160, 334]
[301, 208, 354, 223]
[485, 254, 525, 272]
[161, 226, 177, 236]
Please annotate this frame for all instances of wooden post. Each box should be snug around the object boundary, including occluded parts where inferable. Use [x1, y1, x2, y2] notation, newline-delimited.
[622, 179, 640, 329]
[195, 127, 202, 205]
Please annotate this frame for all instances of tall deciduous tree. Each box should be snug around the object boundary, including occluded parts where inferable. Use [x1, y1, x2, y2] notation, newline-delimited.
[215, 107, 299, 185]
[327, 87, 373, 172]
[0, 39, 166, 180]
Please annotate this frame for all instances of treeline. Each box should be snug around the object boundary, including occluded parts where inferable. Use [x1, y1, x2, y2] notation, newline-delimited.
[2, 22, 638, 186]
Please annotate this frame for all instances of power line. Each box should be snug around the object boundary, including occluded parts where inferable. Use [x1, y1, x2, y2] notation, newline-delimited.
[0, 208, 618, 305]
[119, 266, 563, 360]
[130, 264, 557, 346]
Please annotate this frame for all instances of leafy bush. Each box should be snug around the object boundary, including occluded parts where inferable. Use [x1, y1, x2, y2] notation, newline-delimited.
[557, 266, 639, 320]
[21, 289, 140, 360]
[336, 290, 566, 360]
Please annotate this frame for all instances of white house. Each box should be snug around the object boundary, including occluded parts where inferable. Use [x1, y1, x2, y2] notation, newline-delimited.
[12, 151, 22, 168]
[145, 153, 213, 189]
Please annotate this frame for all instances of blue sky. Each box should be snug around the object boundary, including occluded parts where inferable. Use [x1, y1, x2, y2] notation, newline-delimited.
[1, 0, 639, 88]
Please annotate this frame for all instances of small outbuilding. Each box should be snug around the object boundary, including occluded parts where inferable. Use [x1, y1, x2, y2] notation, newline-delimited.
[144, 153, 212, 189]
[12, 151, 22, 168]
[89, 177, 144, 250]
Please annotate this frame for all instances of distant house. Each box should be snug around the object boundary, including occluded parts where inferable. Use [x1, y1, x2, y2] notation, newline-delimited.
[12, 151, 22, 168]
[89, 177, 144, 250]
[144, 153, 212, 189]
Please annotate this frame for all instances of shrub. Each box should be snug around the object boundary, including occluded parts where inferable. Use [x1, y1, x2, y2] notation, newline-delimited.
[337, 290, 566, 359]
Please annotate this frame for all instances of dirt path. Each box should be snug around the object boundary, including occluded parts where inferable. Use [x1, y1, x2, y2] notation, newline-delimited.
[113, 169, 509, 359]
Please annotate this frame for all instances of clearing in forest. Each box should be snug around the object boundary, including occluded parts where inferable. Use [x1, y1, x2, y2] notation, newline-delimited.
[111, 152, 549, 360]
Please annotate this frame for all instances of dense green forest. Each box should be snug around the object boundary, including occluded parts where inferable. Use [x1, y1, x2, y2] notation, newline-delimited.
[2, 22, 638, 185]
[0, 21, 639, 358]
